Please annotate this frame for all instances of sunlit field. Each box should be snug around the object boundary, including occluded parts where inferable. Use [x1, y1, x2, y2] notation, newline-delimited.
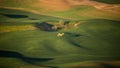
[0, 0, 120, 68]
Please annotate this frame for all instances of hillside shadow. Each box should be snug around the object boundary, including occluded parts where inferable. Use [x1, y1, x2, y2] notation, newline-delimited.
[2, 14, 28, 18]
[92, 0, 120, 4]
[100, 63, 119, 68]
[64, 32, 93, 51]
[68, 40, 93, 52]
[35, 22, 60, 32]
[65, 32, 81, 37]
[0, 50, 56, 67]
[30, 18, 38, 20]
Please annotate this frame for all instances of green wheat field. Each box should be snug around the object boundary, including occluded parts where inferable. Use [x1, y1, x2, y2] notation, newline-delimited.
[0, 0, 120, 68]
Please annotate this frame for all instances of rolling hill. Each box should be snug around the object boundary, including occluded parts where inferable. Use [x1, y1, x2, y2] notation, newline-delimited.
[0, 0, 120, 68]
[0, 0, 120, 21]
[0, 0, 120, 11]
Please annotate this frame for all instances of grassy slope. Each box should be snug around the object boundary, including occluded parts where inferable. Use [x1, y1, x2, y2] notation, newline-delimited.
[0, 1, 120, 68]
[0, 9, 120, 68]
[0, 0, 120, 21]
[0, 0, 35, 7]
[0, 8, 65, 24]
[45, 5, 120, 21]
[0, 20, 120, 68]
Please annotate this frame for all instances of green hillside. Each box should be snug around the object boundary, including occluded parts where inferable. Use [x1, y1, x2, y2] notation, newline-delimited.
[45, 5, 120, 21]
[0, 8, 66, 24]
[0, 0, 120, 68]
[0, 0, 120, 21]
[0, 8, 120, 68]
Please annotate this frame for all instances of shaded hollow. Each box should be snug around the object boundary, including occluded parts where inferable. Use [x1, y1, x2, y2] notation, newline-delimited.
[2, 14, 28, 18]
[35, 22, 60, 31]
[0, 50, 54, 67]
